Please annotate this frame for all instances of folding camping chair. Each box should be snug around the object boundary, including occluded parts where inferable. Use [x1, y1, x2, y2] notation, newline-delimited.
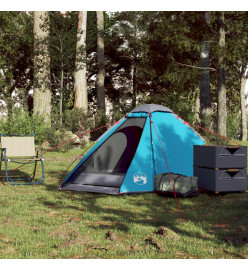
[0, 133, 45, 185]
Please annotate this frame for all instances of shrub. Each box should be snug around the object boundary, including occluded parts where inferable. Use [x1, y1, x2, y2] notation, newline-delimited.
[63, 108, 92, 134]
[227, 107, 241, 141]
[90, 110, 109, 141]
[0, 107, 48, 144]
[44, 108, 91, 151]
[45, 127, 75, 152]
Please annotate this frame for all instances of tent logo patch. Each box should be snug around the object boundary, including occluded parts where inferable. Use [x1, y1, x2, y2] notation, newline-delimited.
[133, 172, 147, 185]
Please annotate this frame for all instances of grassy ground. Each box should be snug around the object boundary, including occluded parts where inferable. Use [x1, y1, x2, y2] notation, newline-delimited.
[0, 143, 247, 259]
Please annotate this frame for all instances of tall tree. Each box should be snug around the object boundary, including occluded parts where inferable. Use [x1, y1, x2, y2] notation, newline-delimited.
[239, 66, 247, 141]
[0, 12, 33, 114]
[33, 11, 51, 123]
[226, 11, 248, 141]
[200, 12, 212, 121]
[96, 11, 106, 114]
[74, 11, 88, 113]
[217, 11, 227, 136]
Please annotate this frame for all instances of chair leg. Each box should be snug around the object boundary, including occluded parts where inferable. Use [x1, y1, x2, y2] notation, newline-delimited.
[0, 151, 4, 185]
[39, 149, 45, 184]
[32, 160, 38, 180]
[4, 152, 13, 185]
[2, 148, 45, 186]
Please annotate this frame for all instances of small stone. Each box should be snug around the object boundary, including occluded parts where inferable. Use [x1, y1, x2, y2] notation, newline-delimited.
[65, 131, 81, 145]
[106, 231, 118, 241]
[154, 226, 181, 241]
[131, 243, 141, 251]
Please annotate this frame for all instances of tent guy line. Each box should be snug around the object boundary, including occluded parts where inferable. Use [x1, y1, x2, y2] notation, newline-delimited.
[0, 120, 119, 180]
[2, 109, 246, 182]
[150, 117, 183, 226]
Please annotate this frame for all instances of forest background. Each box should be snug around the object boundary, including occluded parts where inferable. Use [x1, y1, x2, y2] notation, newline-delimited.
[0, 9, 248, 148]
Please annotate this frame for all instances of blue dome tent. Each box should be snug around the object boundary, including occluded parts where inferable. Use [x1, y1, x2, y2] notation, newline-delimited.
[60, 104, 205, 194]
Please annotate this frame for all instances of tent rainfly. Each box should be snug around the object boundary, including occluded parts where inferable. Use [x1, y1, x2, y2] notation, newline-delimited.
[60, 104, 205, 194]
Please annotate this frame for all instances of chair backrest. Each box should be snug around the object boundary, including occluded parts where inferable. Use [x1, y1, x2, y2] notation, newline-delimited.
[1, 136, 36, 157]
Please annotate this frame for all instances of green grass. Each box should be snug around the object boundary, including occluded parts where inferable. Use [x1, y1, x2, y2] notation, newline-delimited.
[0, 143, 247, 259]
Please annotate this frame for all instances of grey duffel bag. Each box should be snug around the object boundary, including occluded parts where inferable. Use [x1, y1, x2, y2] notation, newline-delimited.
[154, 173, 199, 197]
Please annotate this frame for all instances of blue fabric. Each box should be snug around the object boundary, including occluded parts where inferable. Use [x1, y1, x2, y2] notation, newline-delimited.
[62, 109, 205, 193]
[126, 113, 148, 118]
[120, 117, 154, 193]
[151, 112, 205, 176]
[62, 118, 127, 185]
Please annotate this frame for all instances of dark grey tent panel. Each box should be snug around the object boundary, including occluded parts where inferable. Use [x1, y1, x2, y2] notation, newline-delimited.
[96, 117, 125, 142]
[61, 117, 146, 193]
[62, 183, 120, 195]
[75, 117, 146, 175]
[72, 173, 124, 187]
[131, 104, 173, 114]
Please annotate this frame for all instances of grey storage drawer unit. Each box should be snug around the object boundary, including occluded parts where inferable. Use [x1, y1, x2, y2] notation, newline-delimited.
[194, 167, 247, 192]
[194, 145, 247, 169]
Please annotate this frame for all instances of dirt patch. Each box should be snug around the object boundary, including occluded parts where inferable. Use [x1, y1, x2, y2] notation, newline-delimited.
[224, 234, 248, 246]
[1, 247, 16, 255]
[223, 248, 247, 259]
[0, 234, 12, 244]
[47, 210, 60, 217]
[213, 223, 231, 232]
[65, 217, 81, 223]
[174, 251, 196, 259]
[131, 243, 141, 251]
[58, 235, 92, 248]
[145, 236, 165, 253]
[212, 217, 241, 232]
[43, 201, 58, 209]
[1, 218, 12, 226]
[49, 221, 79, 239]
[1, 217, 24, 227]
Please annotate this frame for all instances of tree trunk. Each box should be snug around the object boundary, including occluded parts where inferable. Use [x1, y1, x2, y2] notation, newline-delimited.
[33, 11, 51, 123]
[60, 64, 64, 125]
[96, 11, 106, 114]
[200, 11, 211, 119]
[217, 12, 227, 137]
[74, 11, 88, 113]
[131, 66, 137, 108]
[240, 71, 247, 141]
[195, 91, 200, 123]
[132, 18, 138, 109]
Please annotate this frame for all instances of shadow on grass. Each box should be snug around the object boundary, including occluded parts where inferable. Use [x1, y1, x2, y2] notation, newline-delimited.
[41, 170, 248, 247]
[0, 168, 38, 185]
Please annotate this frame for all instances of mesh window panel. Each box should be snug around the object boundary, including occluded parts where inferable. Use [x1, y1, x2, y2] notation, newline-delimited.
[75, 117, 146, 175]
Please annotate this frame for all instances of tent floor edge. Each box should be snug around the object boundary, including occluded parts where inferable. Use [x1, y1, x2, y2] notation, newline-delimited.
[61, 184, 120, 195]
